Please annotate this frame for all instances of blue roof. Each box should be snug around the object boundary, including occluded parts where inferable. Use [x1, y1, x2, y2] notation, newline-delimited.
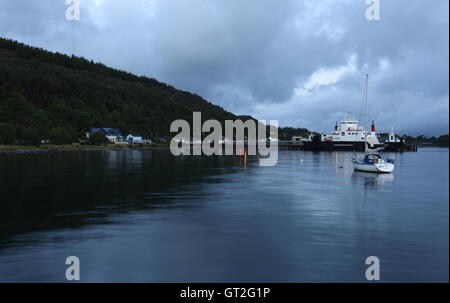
[89, 128, 123, 136]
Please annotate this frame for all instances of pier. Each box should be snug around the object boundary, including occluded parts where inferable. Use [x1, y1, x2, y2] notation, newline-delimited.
[189, 140, 417, 152]
[276, 141, 417, 152]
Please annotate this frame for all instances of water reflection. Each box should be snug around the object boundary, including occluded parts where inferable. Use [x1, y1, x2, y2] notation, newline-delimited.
[0, 150, 240, 246]
[0, 148, 447, 282]
[351, 171, 395, 190]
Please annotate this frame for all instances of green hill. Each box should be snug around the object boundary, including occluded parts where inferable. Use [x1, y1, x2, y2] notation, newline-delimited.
[0, 38, 242, 144]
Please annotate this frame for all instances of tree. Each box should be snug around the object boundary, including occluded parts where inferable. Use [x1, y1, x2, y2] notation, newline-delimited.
[0, 122, 16, 144]
[436, 135, 449, 147]
[48, 127, 72, 145]
[21, 128, 41, 146]
[89, 131, 109, 145]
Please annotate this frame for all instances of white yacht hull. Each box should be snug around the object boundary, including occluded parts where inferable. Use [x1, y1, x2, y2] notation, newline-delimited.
[352, 161, 394, 173]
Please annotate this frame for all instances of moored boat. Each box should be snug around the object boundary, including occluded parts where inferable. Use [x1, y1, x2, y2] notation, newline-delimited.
[352, 152, 395, 173]
[351, 74, 395, 173]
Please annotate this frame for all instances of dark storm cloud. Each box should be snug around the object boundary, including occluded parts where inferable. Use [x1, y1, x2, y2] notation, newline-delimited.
[0, 0, 448, 135]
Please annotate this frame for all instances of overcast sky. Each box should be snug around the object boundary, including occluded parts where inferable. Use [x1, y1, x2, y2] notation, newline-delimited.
[0, 0, 448, 136]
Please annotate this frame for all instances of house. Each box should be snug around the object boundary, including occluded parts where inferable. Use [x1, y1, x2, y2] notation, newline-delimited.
[125, 134, 152, 144]
[87, 128, 123, 143]
[126, 134, 143, 144]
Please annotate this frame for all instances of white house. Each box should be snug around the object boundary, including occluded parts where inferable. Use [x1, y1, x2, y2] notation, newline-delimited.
[87, 128, 124, 143]
[126, 134, 143, 144]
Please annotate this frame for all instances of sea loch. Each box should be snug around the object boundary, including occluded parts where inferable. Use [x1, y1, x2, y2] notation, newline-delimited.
[0, 148, 448, 282]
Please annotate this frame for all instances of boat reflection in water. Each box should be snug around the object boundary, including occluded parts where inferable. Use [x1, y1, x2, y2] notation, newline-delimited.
[351, 171, 395, 207]
[351, 170, 395, 190]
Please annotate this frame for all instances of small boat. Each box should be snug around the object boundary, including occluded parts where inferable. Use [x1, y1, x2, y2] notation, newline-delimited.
[352, 152, 395, 173]
[351, 74, 395, 173]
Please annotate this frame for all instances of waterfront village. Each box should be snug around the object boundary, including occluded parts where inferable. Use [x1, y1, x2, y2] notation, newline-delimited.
[84, 128, 153, 145]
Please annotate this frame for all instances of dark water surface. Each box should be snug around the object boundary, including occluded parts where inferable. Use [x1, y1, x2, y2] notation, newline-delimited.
[0, 148, 448, 282]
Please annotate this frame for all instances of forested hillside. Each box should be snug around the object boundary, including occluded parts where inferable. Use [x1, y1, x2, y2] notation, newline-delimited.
[0, 38, 241, 144]
[403, 134, 449, 147]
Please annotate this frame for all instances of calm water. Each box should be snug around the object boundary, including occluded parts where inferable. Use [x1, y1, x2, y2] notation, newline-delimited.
[0, 148, 448, 282]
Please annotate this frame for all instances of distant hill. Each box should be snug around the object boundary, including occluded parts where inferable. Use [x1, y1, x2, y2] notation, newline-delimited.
[0, 38, 245, 144]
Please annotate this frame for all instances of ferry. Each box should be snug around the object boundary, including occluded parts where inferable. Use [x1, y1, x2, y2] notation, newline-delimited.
[303, 74, 410, 152]
[304, 116, 385, 151]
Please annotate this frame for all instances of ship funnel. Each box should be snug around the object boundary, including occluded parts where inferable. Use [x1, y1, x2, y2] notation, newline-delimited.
[371, 120, 375, 132]
[334, 121, 338, 131]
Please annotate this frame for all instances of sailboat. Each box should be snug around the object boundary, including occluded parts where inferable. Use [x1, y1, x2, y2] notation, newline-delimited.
[351, 75, 395, 173]
[352, 149, 395, 173]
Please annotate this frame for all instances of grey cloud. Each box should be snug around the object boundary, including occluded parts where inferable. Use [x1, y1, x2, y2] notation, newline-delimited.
[0, 0, 448, 136]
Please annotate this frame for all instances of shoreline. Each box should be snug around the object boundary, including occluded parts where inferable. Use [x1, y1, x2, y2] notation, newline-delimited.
[0, 144, 447, 155]
[0, 144, 170, 155]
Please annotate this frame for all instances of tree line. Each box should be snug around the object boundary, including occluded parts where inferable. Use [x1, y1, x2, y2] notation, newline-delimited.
[0, 38, 239, 145]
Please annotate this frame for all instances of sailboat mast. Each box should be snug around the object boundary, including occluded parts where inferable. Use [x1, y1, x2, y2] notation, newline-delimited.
[364, 74, 369, 152]
[364, 74, 369, 138]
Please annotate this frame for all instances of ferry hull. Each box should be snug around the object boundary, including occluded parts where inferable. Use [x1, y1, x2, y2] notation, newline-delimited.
[384, 141, 407, 152]
[304, 141, 384, 152]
